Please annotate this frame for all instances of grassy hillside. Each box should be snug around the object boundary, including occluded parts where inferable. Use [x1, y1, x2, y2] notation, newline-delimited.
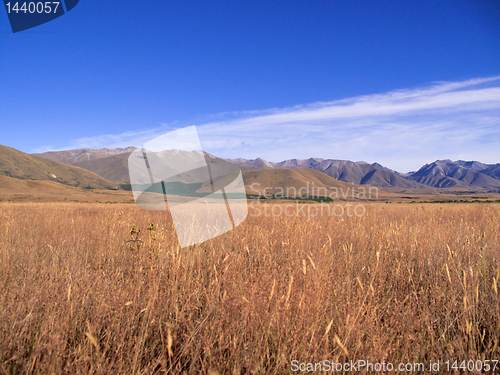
[0, 145, 118, 190]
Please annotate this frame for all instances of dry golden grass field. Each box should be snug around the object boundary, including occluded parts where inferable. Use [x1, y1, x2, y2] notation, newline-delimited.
[1, 202, 499, 374]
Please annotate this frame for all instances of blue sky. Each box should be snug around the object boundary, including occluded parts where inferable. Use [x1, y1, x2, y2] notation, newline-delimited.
[0, 0, 499, 172]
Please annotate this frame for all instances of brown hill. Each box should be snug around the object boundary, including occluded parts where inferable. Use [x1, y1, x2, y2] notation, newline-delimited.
[0, 145, 118, 190]
[242, 169, 383, 200]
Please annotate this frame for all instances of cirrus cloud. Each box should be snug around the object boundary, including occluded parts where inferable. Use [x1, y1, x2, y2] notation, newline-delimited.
[40, 76, 500, 173]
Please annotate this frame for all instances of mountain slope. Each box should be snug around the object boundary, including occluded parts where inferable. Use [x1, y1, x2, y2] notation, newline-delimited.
[455, 160, 492, 172]
[73, 153, 133, 184]
[479, 163, 500, 180]
[0, 145, 118, 189]
[407, 160, 500, 189]
[359, 168, 425, 188]
[34, 147, 136, 164]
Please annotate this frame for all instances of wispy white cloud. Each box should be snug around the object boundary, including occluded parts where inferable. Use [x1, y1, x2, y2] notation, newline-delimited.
[39, 76, 500, 172]
[195, 76, 500, 172]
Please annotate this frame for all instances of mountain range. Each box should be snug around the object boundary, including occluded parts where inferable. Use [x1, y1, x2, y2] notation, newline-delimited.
[1, 145, 499, 192]
[226, 157, 500, 190]
[227, 157, 426, 189]
[407, 160, 500, 189]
